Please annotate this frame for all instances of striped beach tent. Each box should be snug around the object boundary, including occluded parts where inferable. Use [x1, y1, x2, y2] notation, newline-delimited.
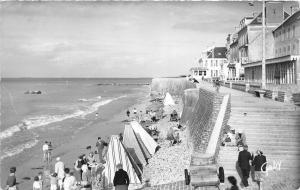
[123, 124, 148, 169]
[103, 135, 142, 189]
[130, 121, 158, 156]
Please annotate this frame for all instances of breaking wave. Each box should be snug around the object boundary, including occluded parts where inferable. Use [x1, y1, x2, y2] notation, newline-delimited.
[0, 95, 126, 141]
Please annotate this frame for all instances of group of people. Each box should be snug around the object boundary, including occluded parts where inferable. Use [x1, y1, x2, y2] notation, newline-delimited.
[237, 144, 267, 189]
[221, 129, 247, 149]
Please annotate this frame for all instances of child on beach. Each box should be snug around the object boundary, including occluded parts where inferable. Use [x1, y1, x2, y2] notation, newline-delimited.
[38, 172, 43, 189]
[33, 176, 42, 190]
[50, 173, 58, 190]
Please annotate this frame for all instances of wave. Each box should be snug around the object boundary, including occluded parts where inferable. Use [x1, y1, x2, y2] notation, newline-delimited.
[0, 139, 39, 160]
[78, 96, 102, 102]
[0, 95, 126, 140]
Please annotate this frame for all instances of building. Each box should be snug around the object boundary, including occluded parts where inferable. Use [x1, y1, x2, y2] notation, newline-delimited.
[242, 2, 292, 84]
[196, 46, 228, 81]
[226, 32, 243, 80]
[267, 10, 300, 85]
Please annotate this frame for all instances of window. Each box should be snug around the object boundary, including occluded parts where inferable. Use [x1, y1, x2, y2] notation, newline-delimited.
[284, 47, 286, 54]
[275, 49, 277, 55]
[288, 27, 290, 39]
[211, 60, 213, 67]
[287, 45, 290, 53]
[204, 71, 206, 76]
[216, 70, 218, 76]
[293, 44, 296, 51]
[283, 29, 285, 40]
[279, 48, 281, 53]
[293, 25, 295, 37]
[211, 70, 213, 77]
[279, 31, 281, 40]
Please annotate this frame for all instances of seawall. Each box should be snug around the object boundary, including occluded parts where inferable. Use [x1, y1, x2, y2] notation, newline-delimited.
[151, 77, 231, 188]
[151, 78, 196, 96]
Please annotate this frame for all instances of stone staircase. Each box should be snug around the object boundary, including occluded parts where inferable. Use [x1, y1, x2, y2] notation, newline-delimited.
[217, 87, 300, 190]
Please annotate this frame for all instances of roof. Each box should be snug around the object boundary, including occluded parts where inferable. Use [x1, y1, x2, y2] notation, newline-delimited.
[103, 135, 142, 189]
[207, 47, 227, 58]
[273, 10, 300, 32]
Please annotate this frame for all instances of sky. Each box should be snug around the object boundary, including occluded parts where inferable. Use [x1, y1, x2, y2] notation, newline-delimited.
[1, 1, 298, 78]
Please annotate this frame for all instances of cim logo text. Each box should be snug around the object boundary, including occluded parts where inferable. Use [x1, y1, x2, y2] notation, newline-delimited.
[261, 160, 282, 176]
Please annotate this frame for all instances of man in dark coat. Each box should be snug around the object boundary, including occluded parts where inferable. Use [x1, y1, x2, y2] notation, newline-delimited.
[238, 144, 253, 187]
[113, 164, 129, 190]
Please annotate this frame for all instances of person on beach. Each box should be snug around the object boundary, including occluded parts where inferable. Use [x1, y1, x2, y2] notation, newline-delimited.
[6, 167, 17, 190]
[63, 168, 76, 190]
[54, 157, 65, 190]
[133, 108, 137, 115]
[113, 164, 129, 190]
[81, 163, 91, 186]
[50, 173, 58, 190]
[37, 172, 43, 189]
[42, 141, 49, 162]
[74, 156, 83, 182]
[252, 149, 267, 189]
[87, 152, 96, 166]
[126, 110, 130, 118]
[48, 142, 53, 162]
[238, 144, 253, 187]
[96, 137, 106, 163]
[226, 176, 239, 190]
[33, 176, 42, 190]
[119, 133, 123, 142]
[166, 126, 175, 146]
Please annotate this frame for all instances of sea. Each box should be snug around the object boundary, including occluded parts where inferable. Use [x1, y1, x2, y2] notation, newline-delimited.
[0, 78, 151, 162]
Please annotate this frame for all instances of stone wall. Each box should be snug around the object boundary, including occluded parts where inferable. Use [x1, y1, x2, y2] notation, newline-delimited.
[180, 88, 229, 154]
[151, 78, 196, 96]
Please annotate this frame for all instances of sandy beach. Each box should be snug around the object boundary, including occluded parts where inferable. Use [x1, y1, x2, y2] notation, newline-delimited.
[1, 85, 151, 190]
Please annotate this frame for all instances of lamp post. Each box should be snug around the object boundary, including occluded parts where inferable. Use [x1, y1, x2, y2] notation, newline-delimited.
[262, 0, 266, 89]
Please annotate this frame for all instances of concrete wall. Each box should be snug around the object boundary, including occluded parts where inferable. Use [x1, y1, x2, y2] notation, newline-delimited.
[151, 78, 196, 96]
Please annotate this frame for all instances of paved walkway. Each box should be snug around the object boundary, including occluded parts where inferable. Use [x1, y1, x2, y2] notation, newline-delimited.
[213, 84, 300, 190]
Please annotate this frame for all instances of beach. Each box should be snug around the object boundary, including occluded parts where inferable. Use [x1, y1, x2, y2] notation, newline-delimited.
[0, 78, 151, 190]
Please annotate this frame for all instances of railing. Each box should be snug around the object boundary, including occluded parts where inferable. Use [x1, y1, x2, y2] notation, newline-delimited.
[226, 77, 245, 82]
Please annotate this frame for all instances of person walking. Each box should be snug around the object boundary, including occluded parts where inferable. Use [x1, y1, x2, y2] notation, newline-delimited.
[42, 141, 49, 162]
[252, 149, 267, 190]
[6, 167, 17, 190]
[238, 144, 253, 187]
[54, 157, 65, 190]
[113, 164, 129, 190]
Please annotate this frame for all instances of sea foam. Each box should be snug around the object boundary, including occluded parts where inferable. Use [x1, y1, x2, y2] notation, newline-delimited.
[0, 95, 126, 141]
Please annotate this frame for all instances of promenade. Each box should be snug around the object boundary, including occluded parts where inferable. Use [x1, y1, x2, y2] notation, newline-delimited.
[146, 82, 300, 190]
[214, 83, 300, 190]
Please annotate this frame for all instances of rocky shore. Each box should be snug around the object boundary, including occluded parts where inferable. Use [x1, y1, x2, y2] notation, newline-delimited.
[143, 97, 192, 186]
